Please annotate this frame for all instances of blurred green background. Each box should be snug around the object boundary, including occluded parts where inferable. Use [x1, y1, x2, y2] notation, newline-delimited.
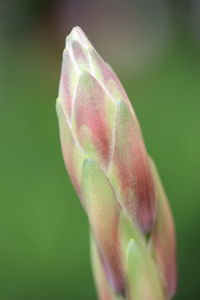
[1, 0, 200, 299]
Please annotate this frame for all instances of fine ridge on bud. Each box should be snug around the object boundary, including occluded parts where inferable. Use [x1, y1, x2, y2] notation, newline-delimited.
[56, 26, 177, 300]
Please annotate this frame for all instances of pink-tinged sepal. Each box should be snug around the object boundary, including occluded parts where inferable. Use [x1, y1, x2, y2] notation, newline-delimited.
[108, 101, 156, 233]
[149, 158, 177, 297]
[56, 98, 86, 197]
[59, 50, 79, 117]
[88, 48, 130, 104]
[70, 40, 90, 71]
[91, 236, 114, 300]
[82, 159, 125, 294]
[72, 71, 115, 169]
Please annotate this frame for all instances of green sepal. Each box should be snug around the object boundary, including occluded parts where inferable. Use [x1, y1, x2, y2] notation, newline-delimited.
[82, 159, 125, 294]
[126, 239, 165, 300]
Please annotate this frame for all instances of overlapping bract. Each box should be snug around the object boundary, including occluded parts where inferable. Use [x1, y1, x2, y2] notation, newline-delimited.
[56, 27, 176, 300]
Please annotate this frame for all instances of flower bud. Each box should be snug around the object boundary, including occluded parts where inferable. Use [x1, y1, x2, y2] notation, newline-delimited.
[56, 27, 177, 299]
[57, 26, 156, 233]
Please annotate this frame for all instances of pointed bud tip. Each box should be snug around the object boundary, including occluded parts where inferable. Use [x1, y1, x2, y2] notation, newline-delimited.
[67, 26, 92, 49]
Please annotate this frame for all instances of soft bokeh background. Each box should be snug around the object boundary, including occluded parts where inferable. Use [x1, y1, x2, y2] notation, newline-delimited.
[1, 0, 200, 299]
